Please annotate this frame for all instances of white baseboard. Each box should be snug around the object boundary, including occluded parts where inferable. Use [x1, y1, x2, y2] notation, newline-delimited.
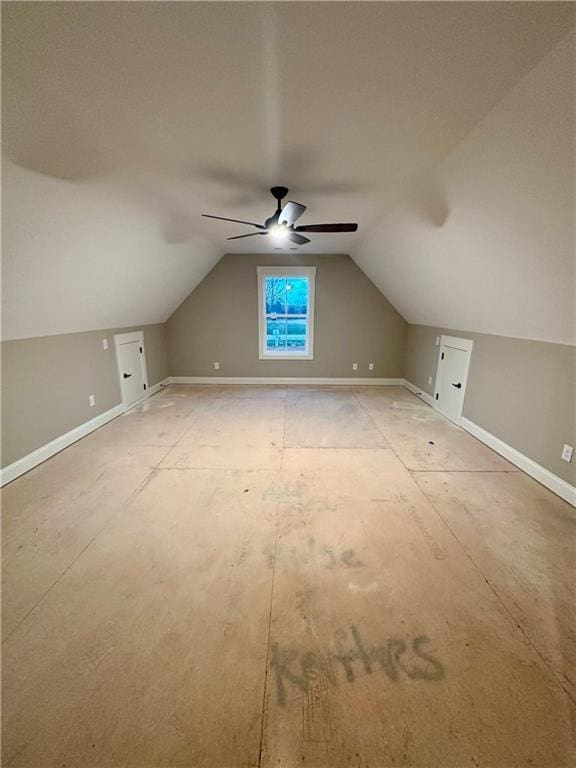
[169, 376, 404, 386]
[403, 379, 436, 407]
[0, 377, 171, 487]
[147, 378, 170, 396]
[0, 404, 124, 487]
[402, 381, 575, 507]
[461, 417, 576, 507]
[8, 375, 571, 507]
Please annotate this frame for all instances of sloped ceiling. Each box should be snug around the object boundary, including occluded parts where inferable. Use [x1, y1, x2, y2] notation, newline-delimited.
[355, 29, 576, 345]
[2, 2, 574, 341]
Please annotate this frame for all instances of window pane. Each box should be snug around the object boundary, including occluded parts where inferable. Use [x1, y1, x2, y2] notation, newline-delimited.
[265, 276, 288, 315]
[285, 278, 308, 315]
[266, 317, 287, 351]
[263, 273, 310, 355]
[286, 318, 307, 350]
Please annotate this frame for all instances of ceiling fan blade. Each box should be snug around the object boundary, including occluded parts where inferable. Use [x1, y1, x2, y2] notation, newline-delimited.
[227, 232, 267, 241]
[288, 232, 311, 246]
[295, 223, 358, 233]
[279, 201, 307, 226]
[202, 214, 265, 229]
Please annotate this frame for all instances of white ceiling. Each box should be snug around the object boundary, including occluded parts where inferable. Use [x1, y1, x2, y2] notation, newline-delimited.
[2, 2, 574, 340]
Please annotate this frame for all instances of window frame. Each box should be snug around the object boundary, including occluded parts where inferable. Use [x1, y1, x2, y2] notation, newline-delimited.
[257, 266, 316, 360]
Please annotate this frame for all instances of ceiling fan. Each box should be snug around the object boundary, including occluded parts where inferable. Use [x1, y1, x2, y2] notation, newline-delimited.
[202, 186, 358, 246]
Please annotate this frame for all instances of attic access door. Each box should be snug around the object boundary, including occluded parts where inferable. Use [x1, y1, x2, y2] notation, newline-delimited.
[114, 331, 148, 409]
[434, 335, 473, 425]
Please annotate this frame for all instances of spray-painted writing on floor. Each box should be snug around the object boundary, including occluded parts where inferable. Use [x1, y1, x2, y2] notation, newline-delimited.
[263, 538, 364, 569]
[270, 625, 444, 706]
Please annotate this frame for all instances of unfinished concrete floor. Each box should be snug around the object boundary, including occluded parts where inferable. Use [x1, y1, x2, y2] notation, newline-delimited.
[2, 385, 575, 767]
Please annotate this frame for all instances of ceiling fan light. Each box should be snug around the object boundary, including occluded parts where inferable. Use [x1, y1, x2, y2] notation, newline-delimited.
[269, 225, 289, 241]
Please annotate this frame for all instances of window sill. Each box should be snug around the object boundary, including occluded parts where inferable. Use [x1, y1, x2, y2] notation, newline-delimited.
[259, 353, 314, 361]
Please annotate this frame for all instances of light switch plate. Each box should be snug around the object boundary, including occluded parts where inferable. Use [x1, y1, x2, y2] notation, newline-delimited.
[561, 444, 574, 462]
[102, 338, 109, 350]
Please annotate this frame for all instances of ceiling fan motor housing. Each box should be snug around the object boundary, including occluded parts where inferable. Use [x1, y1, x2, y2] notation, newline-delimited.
[270, 186, 289, 201]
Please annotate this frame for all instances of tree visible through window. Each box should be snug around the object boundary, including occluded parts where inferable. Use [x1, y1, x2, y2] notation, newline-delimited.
[257, 267, 316, 359]
[265, 276, 308, 352]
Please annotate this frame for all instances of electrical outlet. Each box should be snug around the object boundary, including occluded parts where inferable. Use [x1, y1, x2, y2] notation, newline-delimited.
[368, 362, 374, 371]
[561, 444, 574, 462]
[102, 338, 108, 350]
[214, 362, 220, 370]
[89, 394, 95, 407]
[352, 362, 358, 371]
[428, 376, 433, 385]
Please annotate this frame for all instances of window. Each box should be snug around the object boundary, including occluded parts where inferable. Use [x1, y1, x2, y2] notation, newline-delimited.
[257, 266, 316, 360]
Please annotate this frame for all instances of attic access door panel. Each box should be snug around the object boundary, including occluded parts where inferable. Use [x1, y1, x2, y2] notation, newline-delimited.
[115, 331, 148, 409]
[434, 335, 473, 425]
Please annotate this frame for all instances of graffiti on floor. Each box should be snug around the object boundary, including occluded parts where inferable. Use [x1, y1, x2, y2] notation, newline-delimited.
[263, 538, 364, 570]
[324, 547, 364, 568]
[295, 586, 317, 628]
[332, 626, 444, 684]
[270, 625, 444, 707]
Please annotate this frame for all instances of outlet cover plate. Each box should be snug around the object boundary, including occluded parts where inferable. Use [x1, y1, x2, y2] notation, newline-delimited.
[561, 444, 574, 462]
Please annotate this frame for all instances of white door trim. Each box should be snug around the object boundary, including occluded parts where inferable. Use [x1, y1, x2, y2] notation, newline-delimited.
[434, 335, 473, 425]
[114, 331, 149, 408]
[440, 335, 474, 352]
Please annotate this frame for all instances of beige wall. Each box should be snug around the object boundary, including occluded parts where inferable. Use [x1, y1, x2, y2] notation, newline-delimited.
[1, 323, 167, 468]
[404, 324, 576, 485]
[166, 254, 406, 379]
[5, 288, 573, 494]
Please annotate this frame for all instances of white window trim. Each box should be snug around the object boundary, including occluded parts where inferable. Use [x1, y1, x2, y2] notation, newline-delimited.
[257, 266, 316, 360]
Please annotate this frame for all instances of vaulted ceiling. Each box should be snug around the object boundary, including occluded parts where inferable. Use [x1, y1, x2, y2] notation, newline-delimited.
[2, 2, 574, 342]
